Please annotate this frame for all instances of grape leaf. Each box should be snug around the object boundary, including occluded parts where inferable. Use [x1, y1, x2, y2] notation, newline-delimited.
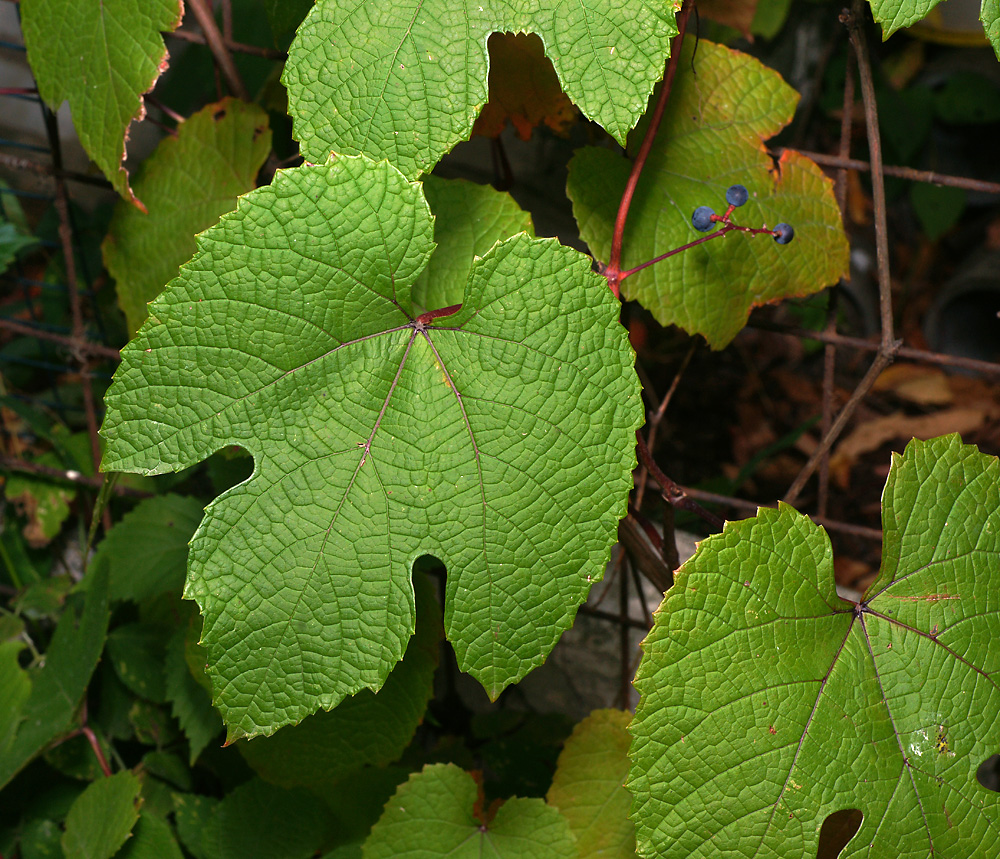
[412, 176, 534, 314]
[0, 639, 31, 757]
[103, 98, 272, 334]
[20, 0, 184, 206]
[629, 434, 1000, 858]
[547, 709, 636, 858]
[238, 571, 442, 791]
[61, 771, 141, 859]
[283, 0, 679, 179]
[567, 39, 849, 349]
[362, 763, 578, 858]
[100, 154, 643, 739]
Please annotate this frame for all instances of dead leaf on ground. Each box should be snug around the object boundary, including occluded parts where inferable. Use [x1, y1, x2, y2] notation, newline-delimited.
[830, 407, 997, 488]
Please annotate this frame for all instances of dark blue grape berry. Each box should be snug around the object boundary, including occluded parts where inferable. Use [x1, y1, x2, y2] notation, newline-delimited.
[725, 184, 749, 207]
[773, 223, 795, 244]
[692, 206, 715, 232]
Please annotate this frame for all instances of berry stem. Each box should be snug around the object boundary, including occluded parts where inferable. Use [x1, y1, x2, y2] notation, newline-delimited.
[619, 223, 777, 281]
[604, 0, 692, 296]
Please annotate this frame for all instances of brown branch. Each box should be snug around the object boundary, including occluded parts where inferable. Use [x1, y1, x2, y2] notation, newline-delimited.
[679, 486, 883, 541]
[605, 0, 693, 294]
[751, 318, 1000, 377]
[636, 430, 724, 530]
[0, 318, 120, 362]
[167, 27, 286, 60]
[0, 456, 153, 498]
[186, 0, 250, 100]
[0, 151, 112, 189]
[784, 149, 1000, 197]
[783, 0, 901, 506]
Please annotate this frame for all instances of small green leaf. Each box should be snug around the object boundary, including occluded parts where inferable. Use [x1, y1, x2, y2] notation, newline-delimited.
[629, 434, 1000, 857]
[362, 763, 578, 858]
[284, 0, 678, 178]
[0, 218, 38, 275]
[103, 99, 272, 333]
[106, 623, 171, 703]
[568, 39, 849, 349]
[206, 778, 329, 859]
[0, 564, 110, 789]
[164, 623, 223, 765]
[61, 771, 142, 859]
[238, 571, 442, 790]
[20, 0, 184, 205]
[101, 155, 642, 738]
[0, 639, 32, 756]
[172, 793, 221, 859]
[547, 709, 636, 858]
[93, 494, 203, 604]
[985, 0, 1000, 58]
[115, 811, 184, 859]
[412, 177, 534, 313]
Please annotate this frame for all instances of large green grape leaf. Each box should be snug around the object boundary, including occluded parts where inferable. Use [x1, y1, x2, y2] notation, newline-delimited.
[283, 0, 679, 179]
[238, 571, 442, 790]
[547, 709, 636, 858]
[103, 99, 272, 334]
[568, 40, 849, 349]
[869, 0, 1000, 57]
[20, 0, 184, 206]
[629, 434, 1000, 858]
[100, 155, 642, 739]
[362, 763, 578, 858]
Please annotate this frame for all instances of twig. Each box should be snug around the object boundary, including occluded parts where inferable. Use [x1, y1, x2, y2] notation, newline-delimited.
[750, 318, 1000, 377]
[0, 318, 120, 362]
[783, 149, 1000, 196]
[817, 39, 857, 519]
[0, 456, 153, 498]
[167, 27, 286, 60]
[605, 0, 693, 295]
[186, 0, 250, 100]
[634, 343, 695, 510]
[636, 430, 724, 530]
[783, 0, 900, 506]
[679, 485, 883, 541]
[0, 151, 112, 189]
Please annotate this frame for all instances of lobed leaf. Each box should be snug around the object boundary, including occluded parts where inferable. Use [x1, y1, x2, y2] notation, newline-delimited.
[21, 0, 184, 205]
[629, 434, 1000, 857]
[568, 40, 848, 349]
[283, 0, 679, 179]
[103, 99, 272, 334]
[101, 155, 643, 738]
[362, 763, 578, 858]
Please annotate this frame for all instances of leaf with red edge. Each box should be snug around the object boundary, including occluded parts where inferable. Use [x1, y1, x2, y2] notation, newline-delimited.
[568, 39, 848, 349]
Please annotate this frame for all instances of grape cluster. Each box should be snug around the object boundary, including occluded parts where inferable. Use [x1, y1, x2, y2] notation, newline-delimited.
[689, 184, 795, 245]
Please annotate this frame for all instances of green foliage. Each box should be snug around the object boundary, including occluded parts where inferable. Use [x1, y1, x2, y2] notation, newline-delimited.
[869, 0, 1000, 57]
[363, 763, 578, 858]
[284, 0, 678, 178]
[20, 0, 184, 204]
[104, 98, 272, 333]
[630, 435, 1000, 857]
[7, 2, 1000, 858]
